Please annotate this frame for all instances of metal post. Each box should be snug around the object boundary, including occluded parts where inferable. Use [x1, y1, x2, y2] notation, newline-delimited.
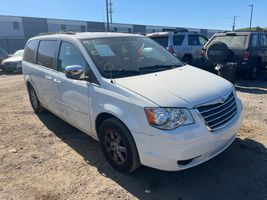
[109, 0, 113, 23]
[249, 4, 254, 30]
[106, 0, 109, 31]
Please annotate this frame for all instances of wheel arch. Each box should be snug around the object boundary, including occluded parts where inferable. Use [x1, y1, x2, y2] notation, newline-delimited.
[95, 112, 130, 139]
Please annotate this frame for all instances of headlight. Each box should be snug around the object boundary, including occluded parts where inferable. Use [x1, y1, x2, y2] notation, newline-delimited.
[144, 108, 194, 130]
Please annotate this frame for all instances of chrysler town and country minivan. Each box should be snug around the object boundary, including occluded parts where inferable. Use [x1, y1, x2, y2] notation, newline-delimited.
[22, 32, 243, 173]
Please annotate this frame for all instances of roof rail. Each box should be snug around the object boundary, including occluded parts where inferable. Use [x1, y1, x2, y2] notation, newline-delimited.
[162, 27, 188, 33]
[37, 30, 77, 36]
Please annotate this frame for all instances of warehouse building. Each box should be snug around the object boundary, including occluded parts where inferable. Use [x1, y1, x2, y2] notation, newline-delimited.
[0, 15, 224, 53]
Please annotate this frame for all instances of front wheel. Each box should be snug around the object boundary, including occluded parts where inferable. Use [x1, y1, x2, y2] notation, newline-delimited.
[99, 118, 140, 173]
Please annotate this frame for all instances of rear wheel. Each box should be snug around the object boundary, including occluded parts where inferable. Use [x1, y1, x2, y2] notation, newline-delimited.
[28, 84, 44, 113]
[99, 118, 140, 173]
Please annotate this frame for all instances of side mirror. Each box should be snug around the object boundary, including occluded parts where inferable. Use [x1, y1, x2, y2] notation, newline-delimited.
[65, 65, 86, 80]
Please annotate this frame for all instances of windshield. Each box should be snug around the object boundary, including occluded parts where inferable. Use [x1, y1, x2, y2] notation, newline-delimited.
[212, 35, 248, 49]
[13, 50, 24, 57]
[82, 36, 183, 78]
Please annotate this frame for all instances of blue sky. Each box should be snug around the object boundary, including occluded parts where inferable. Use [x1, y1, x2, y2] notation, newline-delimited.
[0, 0, 266, 30]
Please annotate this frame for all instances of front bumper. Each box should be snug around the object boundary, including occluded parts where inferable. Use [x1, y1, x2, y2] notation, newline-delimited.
[133, 99, 243, 171]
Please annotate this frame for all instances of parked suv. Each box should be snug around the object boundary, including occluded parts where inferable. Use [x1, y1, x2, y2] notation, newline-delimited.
[23, 32, 243, 173]
[147, 29, 208, 65]
[203, 31, 267, 79]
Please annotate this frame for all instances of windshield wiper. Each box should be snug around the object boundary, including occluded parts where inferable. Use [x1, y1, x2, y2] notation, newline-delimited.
[139, 64, 183, 72]
[103, 69, 141, 78]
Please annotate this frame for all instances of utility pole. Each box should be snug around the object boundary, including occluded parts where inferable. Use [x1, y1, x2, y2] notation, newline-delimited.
[232, 16, 239, 31]
[106, 0, 109, 31]
[109, 0, 113, 23]
[249, 4, 254, 30]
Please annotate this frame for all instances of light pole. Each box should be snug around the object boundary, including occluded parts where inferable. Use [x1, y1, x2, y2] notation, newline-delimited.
[249, 4, 254, 30]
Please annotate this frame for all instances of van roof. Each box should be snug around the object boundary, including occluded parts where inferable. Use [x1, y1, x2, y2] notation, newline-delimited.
[30, 32, 144, 40]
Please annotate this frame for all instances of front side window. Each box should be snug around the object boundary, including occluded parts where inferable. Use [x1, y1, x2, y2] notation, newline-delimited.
[37, 40, 57, 69]
[24, 40, 39, 63]
[198, 36, 208, 46]
[57, 41, 87, 72]
[82, 36, 183, 78]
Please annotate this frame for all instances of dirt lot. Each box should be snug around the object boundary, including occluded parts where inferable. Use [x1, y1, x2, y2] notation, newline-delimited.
[0, 72, 266, 200]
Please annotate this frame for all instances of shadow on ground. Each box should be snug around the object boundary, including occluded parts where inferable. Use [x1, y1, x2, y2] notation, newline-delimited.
[37, 112, 267, 200]
[234, 71, 267, 94]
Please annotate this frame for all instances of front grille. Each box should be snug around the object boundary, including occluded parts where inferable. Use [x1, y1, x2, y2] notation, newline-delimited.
[196, 92, 237, 131]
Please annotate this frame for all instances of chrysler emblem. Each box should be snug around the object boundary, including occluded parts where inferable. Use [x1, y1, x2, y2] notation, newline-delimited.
[220, 97, 226, 103]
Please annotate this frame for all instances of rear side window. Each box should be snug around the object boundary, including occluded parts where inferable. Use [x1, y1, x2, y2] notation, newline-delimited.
[260, 34, 267, 47]
[37, 40, 58, 69]
[251, 34, 258, 47]
[57, 41, 87, 72]
[24, 40, 38, 63]
[150, 36, 168, 47]
[173, 35, 185, 45]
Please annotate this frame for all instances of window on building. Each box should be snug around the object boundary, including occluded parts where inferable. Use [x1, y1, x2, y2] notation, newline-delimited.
[61, 24, 66, 30]
[37, 40, 58, 69]
[128, 28, 132, 33]
[114, 27, 118, 32]
[24, 40, 39, 63]
[13, 22, 19, 30]
[81, 25, 86, 32]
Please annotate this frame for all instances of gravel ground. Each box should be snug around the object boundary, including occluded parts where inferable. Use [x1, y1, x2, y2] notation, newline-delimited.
[0, 72, 266, 200]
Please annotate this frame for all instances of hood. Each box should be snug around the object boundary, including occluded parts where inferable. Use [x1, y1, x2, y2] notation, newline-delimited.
[2, 56, 22, 64]
[114, 65, 233, 108]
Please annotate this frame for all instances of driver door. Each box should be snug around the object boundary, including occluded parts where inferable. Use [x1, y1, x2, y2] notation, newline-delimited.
[55, 41, 91, 132]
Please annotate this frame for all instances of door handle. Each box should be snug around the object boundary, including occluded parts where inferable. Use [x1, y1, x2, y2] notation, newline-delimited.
[45, 75, 52, 80]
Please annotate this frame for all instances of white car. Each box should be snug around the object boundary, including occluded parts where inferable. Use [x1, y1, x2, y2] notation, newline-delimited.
[22, 32, 243, 173]
[2, 49, 24, 73]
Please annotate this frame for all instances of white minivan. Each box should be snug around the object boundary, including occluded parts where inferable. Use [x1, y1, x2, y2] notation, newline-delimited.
[22, 32, 243, 173]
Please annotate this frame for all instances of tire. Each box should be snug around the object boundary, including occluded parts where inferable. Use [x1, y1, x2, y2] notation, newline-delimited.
[206, 42, 229, 65]
[246, 60, 260, 80]
[28, 84, 44, 113]
[99, 118, 140, 173]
